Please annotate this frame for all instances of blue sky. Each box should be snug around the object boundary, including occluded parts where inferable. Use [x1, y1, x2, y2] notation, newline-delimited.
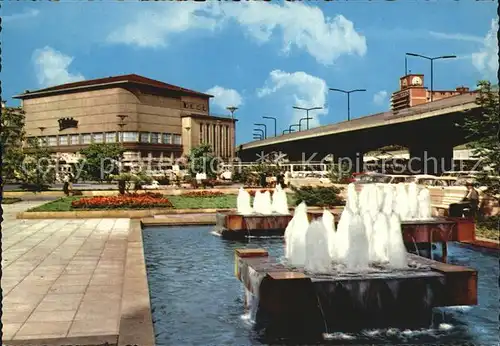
[1, 1, 498, 144]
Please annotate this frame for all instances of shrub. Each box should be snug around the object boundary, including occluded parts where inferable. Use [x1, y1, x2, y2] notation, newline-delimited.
[71, 193, 173, 209]
[291, 185, 344, 207]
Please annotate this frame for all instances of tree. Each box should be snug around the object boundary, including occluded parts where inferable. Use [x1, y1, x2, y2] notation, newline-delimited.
[186, 144, 218, 178]
[18, 137, 56, 192]
[78, 143, 125, 182]
[461, 80, 500, 199]
[0, 107, 26, 191]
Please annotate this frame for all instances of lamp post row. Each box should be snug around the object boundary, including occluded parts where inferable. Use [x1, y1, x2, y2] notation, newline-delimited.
[245, 52, 456, 143]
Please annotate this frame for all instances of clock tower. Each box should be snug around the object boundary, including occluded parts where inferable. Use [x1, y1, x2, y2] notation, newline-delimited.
[399, 74, 425, 90]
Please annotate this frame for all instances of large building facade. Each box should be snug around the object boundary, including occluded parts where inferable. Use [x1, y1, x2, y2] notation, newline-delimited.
[14, 74, 236, 173]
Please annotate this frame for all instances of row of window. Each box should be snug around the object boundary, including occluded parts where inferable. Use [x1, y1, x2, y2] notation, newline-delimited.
[35, 132, 182, 146]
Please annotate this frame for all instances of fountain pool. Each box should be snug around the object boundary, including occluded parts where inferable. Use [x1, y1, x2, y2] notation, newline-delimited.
[143, 225, 499, 345]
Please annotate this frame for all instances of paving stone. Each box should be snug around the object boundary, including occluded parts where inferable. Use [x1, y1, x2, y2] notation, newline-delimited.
[36, 293, 84, 311]
[14, 321, 72, 339]
[1, 323, 23, 340]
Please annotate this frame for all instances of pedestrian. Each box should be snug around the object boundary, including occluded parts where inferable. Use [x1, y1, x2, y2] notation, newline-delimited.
[449, 182, 480, 217]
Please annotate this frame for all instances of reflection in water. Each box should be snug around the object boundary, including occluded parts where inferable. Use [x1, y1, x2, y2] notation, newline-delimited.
[143, 226, 499, 346]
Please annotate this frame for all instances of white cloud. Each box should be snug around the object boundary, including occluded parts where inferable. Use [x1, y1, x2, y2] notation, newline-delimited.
[427, 21, 498, 79]
[206, 86, 243, 111]
[257, 70, 328, 128]
[428, 31, 483, 43]
[373, 90, 388, 106]
[471, 19, 499, 78]
[3, 8, 39, 22]
[107, 3, 221, 48]
[32, 46, 85, 88]
[107, 2, 366, 65]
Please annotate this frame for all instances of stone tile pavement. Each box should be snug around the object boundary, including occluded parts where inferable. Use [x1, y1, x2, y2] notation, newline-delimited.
[1, 201, 131, 342]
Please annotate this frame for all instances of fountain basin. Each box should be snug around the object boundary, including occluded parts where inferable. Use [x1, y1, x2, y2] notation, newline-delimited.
[215, 212, 474, 241]
[235, 248, 478, 339]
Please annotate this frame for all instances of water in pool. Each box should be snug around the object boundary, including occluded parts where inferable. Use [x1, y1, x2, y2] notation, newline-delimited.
[143, 226, 499, 346]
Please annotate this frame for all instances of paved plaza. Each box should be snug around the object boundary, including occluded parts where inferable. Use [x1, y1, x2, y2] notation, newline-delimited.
[1, 201, 131, 342]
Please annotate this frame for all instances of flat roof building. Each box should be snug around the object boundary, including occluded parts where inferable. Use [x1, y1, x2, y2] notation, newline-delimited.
[390, 74, 475, 111]
[13, 74, 237, 172]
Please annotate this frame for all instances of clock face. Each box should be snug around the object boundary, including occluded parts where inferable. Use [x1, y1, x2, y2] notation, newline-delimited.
[411, 76, 422, 86]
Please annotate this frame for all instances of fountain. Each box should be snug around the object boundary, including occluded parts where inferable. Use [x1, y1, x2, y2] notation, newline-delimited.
[218, 183, 475, 262]
[234, 182, 479, 339]
[216, 185, 293, 239]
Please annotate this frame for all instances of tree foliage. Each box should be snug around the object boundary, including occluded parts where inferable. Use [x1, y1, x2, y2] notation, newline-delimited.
[0, 107, 26, 188]
[461, 80, 500, 199]
[18, 138, 56, 191]
[186, 144, 218, 178]
[78, 143, 125, 182]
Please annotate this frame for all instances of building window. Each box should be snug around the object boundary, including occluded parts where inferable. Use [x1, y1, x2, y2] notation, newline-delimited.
[59, 135, 68, 146]
[200, 124, 203, 144]
[122, 132, 138, 142]
[163, 133, 172, 144]
[151, 133, 160, 144]
[93, 133, 104, 143]
[140, 132, 150, 143]
[173, 134, 181, 145]
[82, 134, 92, 144]
[106, 132, 117, 143]
[70, 134, 79, 145]
[47, 136, 57, 146]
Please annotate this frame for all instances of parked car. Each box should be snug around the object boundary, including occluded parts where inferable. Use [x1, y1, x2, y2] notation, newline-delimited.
[405, 174, 438, 186]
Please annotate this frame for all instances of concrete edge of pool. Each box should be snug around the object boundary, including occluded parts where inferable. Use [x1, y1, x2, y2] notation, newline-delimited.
[117, 219, 156, 346]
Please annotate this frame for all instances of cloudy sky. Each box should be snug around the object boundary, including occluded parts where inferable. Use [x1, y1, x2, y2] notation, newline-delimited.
[1, 2, 498, 144]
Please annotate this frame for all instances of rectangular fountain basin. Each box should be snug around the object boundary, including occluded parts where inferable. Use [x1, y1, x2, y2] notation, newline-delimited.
[234, 248, 477, 338]
[215, 212, 475, 244]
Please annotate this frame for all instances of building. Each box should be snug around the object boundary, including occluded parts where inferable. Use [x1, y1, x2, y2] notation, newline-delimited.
[390, 74, 474, 111]
[13, 74, 237, 174]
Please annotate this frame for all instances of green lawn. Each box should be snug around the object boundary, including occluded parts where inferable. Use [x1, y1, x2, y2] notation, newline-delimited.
[28, 194, 296, 212]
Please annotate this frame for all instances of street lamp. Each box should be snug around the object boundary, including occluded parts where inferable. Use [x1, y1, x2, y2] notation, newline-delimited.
[289, 124, 300, 133]
[292, 106, 322, 130]
[405, 53, 457, 102]
[254, 123, 267, 139]
[253, 134, 263, 140]
[328, 88, 366, 121]
[253, 128, 265, 139]
[282, 129, 290, 135]
[299, 117, 312, 131]
[226, 106, 238, 158]
[116, 115, 128, 143]
[262, 116, 277, 137]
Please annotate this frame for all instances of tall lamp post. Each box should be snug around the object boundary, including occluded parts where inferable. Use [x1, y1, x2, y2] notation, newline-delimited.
[253, 128, 265, 139]
[282, 129, 291, 135]
[292, 106, 322, 130]
[116, 115, 128, 172]
[254, 123, 267, 139]
[262, 116, 277, 137]
[299, 117, 312, 131]
[405, 53, 457, 102]
[289, 124, 300, 133]
[328, 88, 366, 121]
[226, 106, 238, 159]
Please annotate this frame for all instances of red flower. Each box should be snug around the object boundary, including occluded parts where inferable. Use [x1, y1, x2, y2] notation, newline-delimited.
[183, 191, 224, 197]
[71, 193, 173, 209]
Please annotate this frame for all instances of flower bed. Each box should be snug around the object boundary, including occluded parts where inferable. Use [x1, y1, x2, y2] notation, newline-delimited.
[183, 191, 225, 197]
[246, 189, 274, 197]
[71, 193, 173, 209]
